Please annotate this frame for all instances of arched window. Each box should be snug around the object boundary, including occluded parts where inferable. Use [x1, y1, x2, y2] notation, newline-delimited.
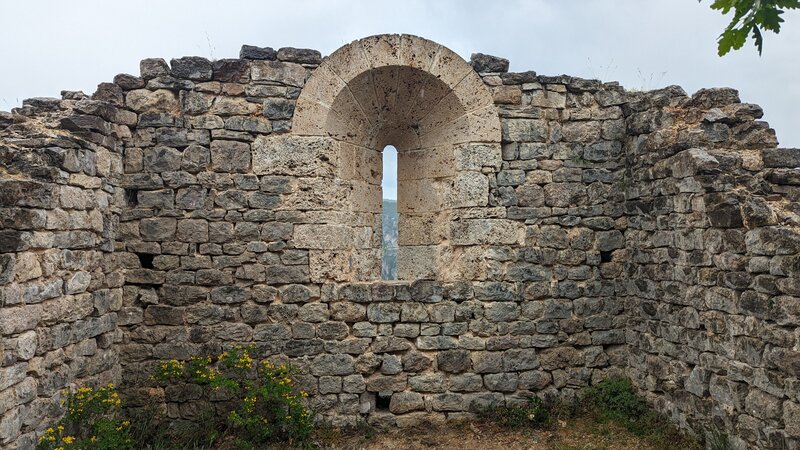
[289, 34, 503, 282]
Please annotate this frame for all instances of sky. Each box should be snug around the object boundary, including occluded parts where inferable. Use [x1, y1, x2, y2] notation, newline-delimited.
[1, 0, 798, 200]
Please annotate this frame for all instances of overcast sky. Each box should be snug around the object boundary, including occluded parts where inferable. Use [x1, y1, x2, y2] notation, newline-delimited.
[1, 1, 797, 199]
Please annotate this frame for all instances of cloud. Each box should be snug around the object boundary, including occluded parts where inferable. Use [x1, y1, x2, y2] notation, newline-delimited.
[1, 0, 797, 145]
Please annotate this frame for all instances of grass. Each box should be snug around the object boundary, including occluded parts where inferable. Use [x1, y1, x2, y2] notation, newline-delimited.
[477, 377, 703, 450]
[120, 377, 711, 449]
[578, 378, 701, 449]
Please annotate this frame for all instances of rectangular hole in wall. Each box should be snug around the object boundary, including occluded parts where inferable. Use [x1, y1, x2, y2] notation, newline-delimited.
[376, 392, 391, 411]
[382, 145, 398, 280]
[124, 188, 138, 207]
[136, 253, 155, 269]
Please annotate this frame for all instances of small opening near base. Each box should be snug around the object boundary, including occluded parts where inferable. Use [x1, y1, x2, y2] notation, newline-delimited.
[600, 251, 614, 263]
[376, 392, 391, 411]
[136, 253, 155, 269]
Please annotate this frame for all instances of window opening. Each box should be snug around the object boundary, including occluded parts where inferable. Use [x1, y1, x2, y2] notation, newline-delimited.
[381, 145, 398, 280]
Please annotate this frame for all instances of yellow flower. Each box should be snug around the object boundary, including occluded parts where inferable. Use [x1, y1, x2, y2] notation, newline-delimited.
[46, 428, 54, 434]
[63, 436, 75, 444]
[57, 425, 64, 433]
[91, 436, 97, 443]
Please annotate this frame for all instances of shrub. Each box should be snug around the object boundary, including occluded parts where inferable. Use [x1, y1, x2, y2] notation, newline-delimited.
[36, 384, 134, 450]
[478, 396, 552, 429]
[153, 345, 314, 449]
[579, 377, 701, 449]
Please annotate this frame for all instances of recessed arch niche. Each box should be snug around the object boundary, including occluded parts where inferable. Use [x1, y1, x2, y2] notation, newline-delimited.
[291, 34, 502, 281]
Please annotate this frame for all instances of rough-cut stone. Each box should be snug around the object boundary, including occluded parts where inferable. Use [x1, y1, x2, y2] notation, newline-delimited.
[470, 53, 509, 73]
[277, 47, 322, 64]
[2, 34, 799, 450]
[240, 45, 277, 60]
[211, 140, 250, 173]
[170, 56, 213, 81]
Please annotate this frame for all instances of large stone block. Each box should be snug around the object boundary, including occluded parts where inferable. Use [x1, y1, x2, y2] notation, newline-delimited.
[248, 135, 339, 177]
[140, 218, 177, 241]
[170, 56, 213, 81]
[125, 89, 178, 113]
[389, 391, 424, 414]
[250, 60, 308, 87]
[293, 224, 353, 250]
[451, 219, 521, 245]
[501, 119, 547, 143]
[210, 140, 251, 173]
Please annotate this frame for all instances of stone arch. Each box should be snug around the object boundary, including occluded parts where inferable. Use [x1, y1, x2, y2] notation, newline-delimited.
[292, 34, 502, 281]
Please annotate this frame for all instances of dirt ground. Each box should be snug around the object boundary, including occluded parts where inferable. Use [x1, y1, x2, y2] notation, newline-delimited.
[320, 417, 665, 450]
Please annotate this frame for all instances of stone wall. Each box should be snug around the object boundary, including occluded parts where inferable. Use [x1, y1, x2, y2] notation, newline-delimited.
[622, 86, 800, 448]
[0, 95, 125, 448]
[0, 34, 798, 449]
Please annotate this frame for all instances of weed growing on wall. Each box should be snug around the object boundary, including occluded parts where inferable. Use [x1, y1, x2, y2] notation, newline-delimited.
[153, 345, 314, 449]
[578, 378, 701, 449]
[478, 396, 552, 429]
[36, 384, 134, 450]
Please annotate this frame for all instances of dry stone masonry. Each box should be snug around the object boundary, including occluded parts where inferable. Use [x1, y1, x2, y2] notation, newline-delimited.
[1, 34, 798, 449]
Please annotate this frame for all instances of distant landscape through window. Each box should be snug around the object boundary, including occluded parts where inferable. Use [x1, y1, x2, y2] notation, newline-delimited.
[381, 145, 398, 280]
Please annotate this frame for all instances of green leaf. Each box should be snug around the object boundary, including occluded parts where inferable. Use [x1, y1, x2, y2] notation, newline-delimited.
[761, 7, 785, 32]
[710, 0, 737, 13]
[706, 0, 794, 55]
[717, 27, 749, 55]
[751, 25, 764, 54]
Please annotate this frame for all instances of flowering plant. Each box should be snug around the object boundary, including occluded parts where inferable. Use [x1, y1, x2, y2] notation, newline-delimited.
[36, 384, 133, 450]
[153, 345, 314, 448]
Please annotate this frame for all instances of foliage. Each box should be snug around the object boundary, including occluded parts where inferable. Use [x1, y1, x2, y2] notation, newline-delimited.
[36, 384, 134, 450]
[708, 429, 731, 450]
[579, 378, 701, 449]
[478, 396, 552, 429]
[153, 345, 314, 449]
[703, 0, 800, 55]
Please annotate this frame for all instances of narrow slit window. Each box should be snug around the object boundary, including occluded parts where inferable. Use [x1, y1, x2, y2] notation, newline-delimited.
[381, 145, 398, 280]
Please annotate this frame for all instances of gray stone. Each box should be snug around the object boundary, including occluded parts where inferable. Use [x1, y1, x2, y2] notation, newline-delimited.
[449, 373, 484, 392]
[176, 186, 207, 209]
[140, 217, 177, 241]
[367, 303, 401, 323]
[484, 302, 520, 322]
[389, 391, 424, 414]
[685, 366, 711, 397]
[65, 271, 91, 294]
[240, 45, 277, 60]
[437, 350, 470, 373]
[402, 351, 432, 372]
[763, 148, 800, 168]
[211, 140, 250, 173]
[140, 58, 169, 79]
[503, 348, 538, 371]
[470, 53, 509, 73]
[170, 56, 213, 81]
[277, 47, 322, 64]
[484, 373, 518, 392]
[210, 286, 247, 304]
[143, 146, 182, 172]
[263, 98, 295, 120]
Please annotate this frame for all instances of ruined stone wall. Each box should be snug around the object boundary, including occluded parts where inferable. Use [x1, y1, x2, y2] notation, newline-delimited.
[112, 36, 631, 429]
[0, 34, 798, 449]
[0, 95, 126, 448]
[622, 86, 800, 448]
